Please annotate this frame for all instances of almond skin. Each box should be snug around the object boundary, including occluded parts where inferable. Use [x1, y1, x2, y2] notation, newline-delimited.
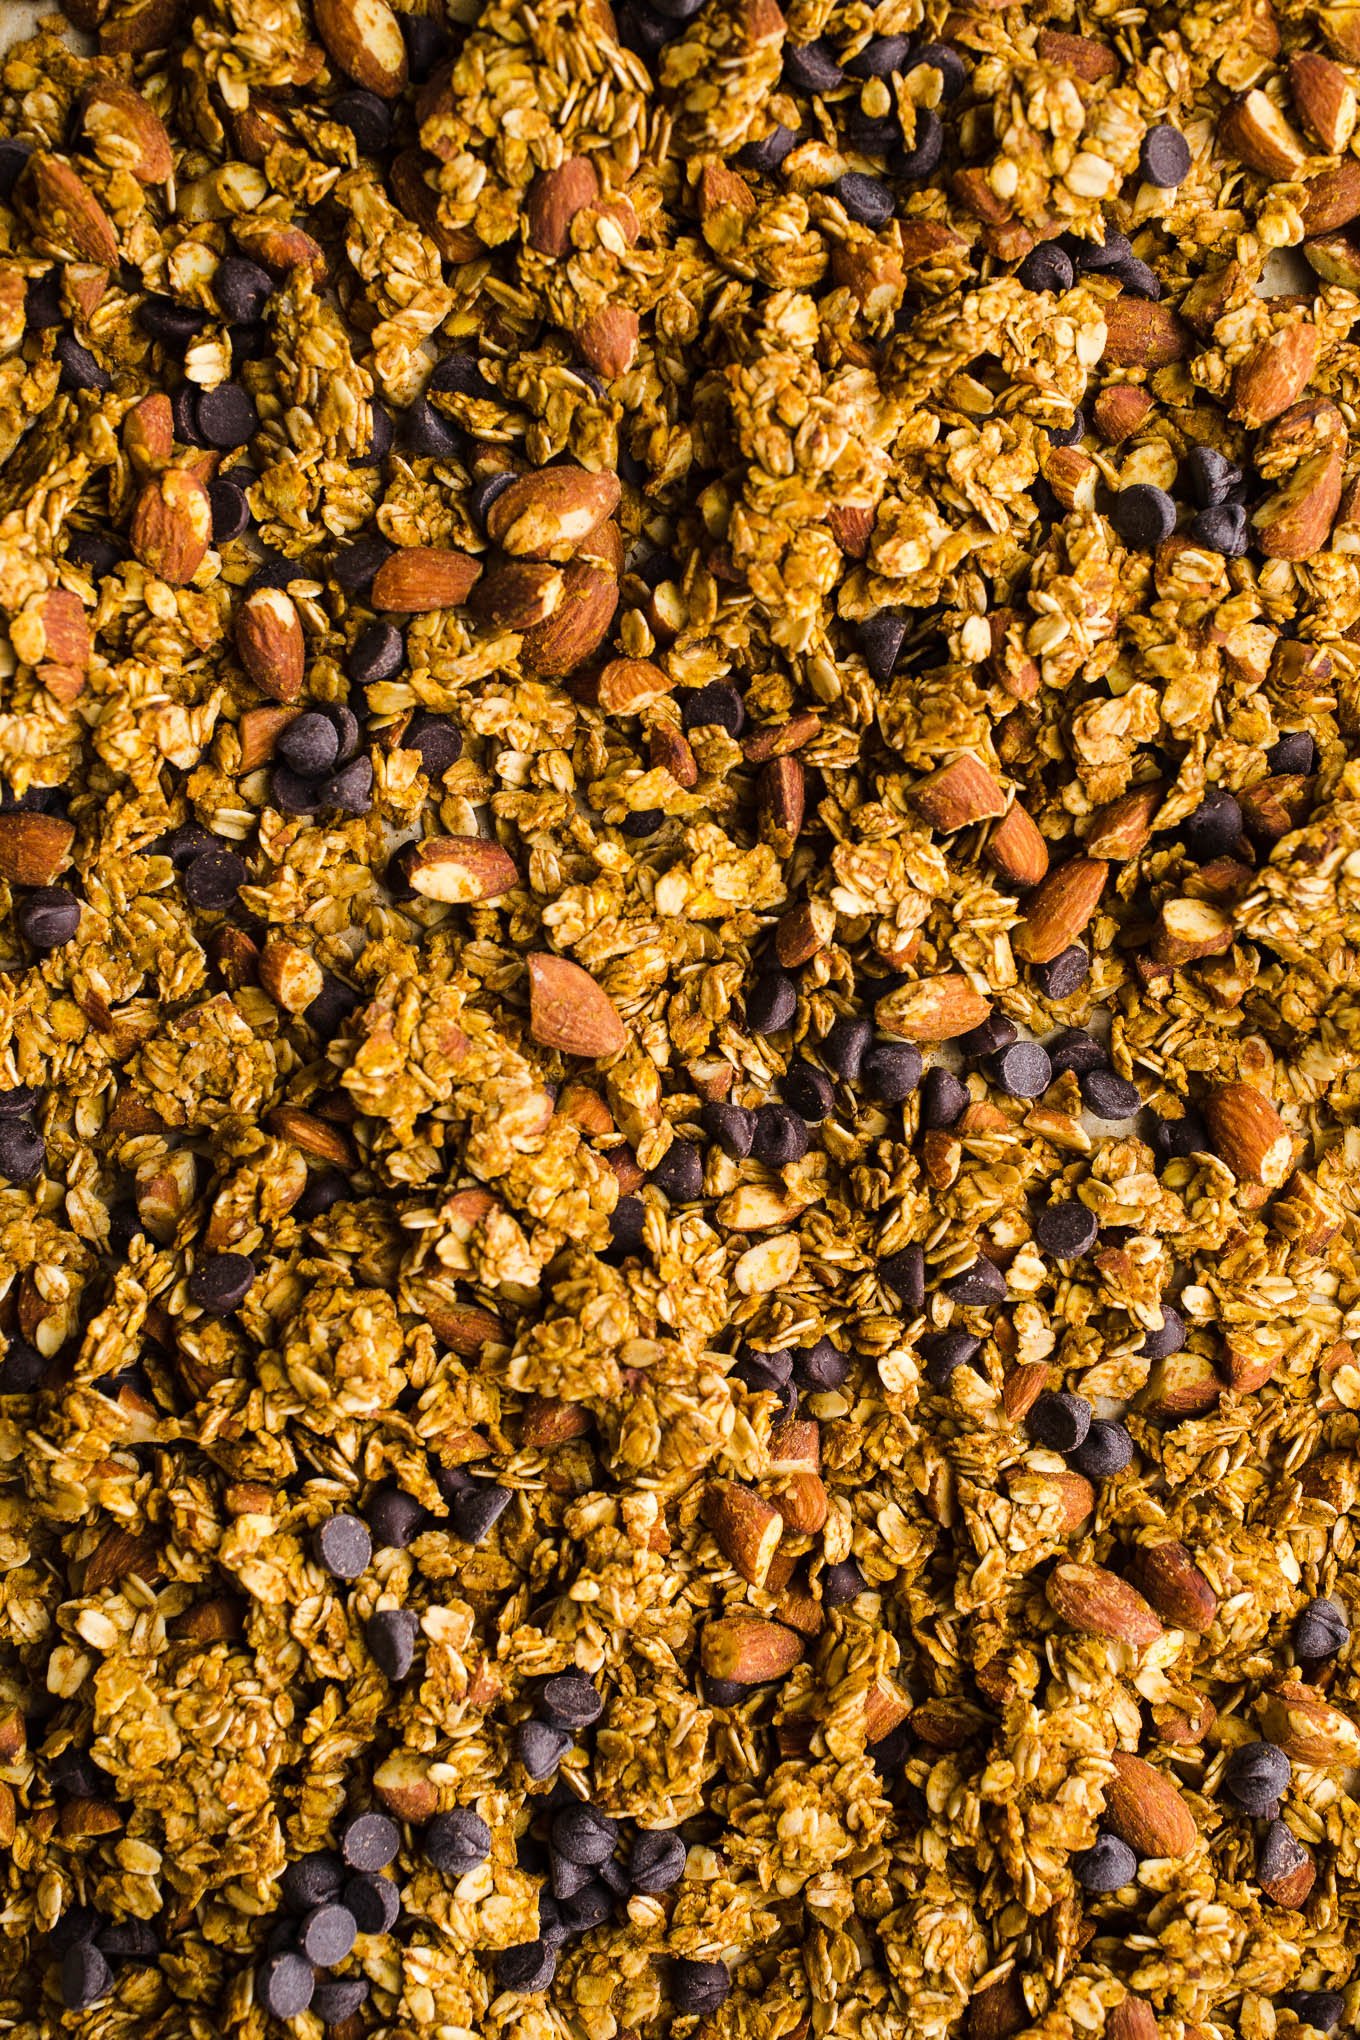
[314, 0, 410, 98]
[468, 560, 564, 630]
[1036, 27, 1118, 78]
[575, 304, 639, 379]
[1102, 299, 1189, 368]
[1291, 50, 1358, 153]
[21, 152, 119, 267]
[371, 546, 482, 611]
[485, 468, 622, 560]
[1013, 857, 1108, 964]
[1221, 89, 1309, 176]
[402, 835, 518, 903]
[528, 953, 627, 1058]
[235, 586, 306, 702]
[1086, 784, 1161, 860]
[80, 78, 174, 182]
[0, 812, 75, 886]
[130, 468, 213, 585]
[700, 1481, 784, 1586]
[1092, 384, 1155, 444]
[700, 1614, 804, 1682]
[875, 973, 993, 1042]
[908, 754, 1007, 832]
[1205, 1081, 1293, 1187]
[1255, 1681, 1360, 1764]
[1104, 1750, 1198, 1859]
[986, 803, 1049, 887]
[758, 755, 805, 854]
[526, 157, 601, 257]
[1252, 446, 1343, 559]
[1301, 155, 1360, 233]
[1133, 1542, 1218, 1632]
[1231, 324, 1319, 429]
[1046, 1561, 1164, 1648]
[520, 559, 618, 676]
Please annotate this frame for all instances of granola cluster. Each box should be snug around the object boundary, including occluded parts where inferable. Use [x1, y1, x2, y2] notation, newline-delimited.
[2, 0, 1360, 2033]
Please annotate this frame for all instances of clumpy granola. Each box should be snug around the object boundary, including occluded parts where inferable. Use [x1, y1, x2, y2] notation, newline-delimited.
[2, 0, 1360, 2033]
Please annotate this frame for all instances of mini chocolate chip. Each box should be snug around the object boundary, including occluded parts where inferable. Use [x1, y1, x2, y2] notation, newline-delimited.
[281, 1850, 345, 1911]
[1079, 1068, 1141, 1119]
[740, 124, 798, 174]
[315, 1513, 371, 1581]
[1182, 786, 1242, 859]
[783, 38, 843, 89]
[1070, 1418, 1133, 1480]
[1294, 1597, 1349, 1659]
[880, 1243, 925, 1310]
[366, 1607, 419, 1680]
[992, 1040, 1052, 1098]
[1138, 1306, 1185, 1359]
[332, 88, 393, 153]
[195, 381, 259, 448]
[862, 1041, 922, 1102]
[183, 848, 247, 910]
[857, 606, 909, 683]
[746, 971, 797, 1036]
[516, 1718, 572, 1780]
[752, 1103, 810, 1166]
[920, 1066, 968, 1128]
[541, 1671, 603, 1730]
[0, 1120, 44, 1185]
[650, 1140, 703, 1201]
[343, 1870, 400, 1933]
[945, 1256, 1006, 1306]
[340, 1810, 400, 1872]
[188, 1250, 255, 1314]
[1071, 1833, 1137, 1892]
[1033, 1201, 1099, 1258]
[1034, 945, 1089, 999]
[17, 885, 81, 949]
[1018, 242, 1073, 294]
[673, 1957, 731, 2016]
[1140, 124, 1191, 187]
[1027, 1389, 1092, 1452]
[256, 1951, 314, 2019]
[1111, 482, 1176, 549]
[794, 1336, 850, 1390]
[1047, 1027, 1105, 1076]
[834, 172, 894, 227]
[450, 1483, 512, 1546]
[426, 1807, 493, 1876]
[298, 1901, 356, 1968]
[822, 1015, 872, 1079]
[629, 1828, 686, 1892]
[276, 712, 339, 778]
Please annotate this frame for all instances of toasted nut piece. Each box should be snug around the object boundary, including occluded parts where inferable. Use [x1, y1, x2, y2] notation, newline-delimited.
[314, 0, 409, 97]
[1092, 384, 1155, 444]
[1152, 1693, 1217, 1745]
[21, 152, 119, 266]
[1043, 445, 1097, 511]
[1301, 155, 1360, 232]
[1291, 50, 1358, 152]
[1107, 1997, 1159, 2040]
[876, 974, 993, 1042]
[986, 803, 1049, 887]
[372, 1749, 438, 1821]
[1221, 89, 1309, 176]
[767, 1417, 820, 1476]
[521, 1395, 593, 1446]
[1255, 1680, 1360, 1764]
[235, 586, 305, 702]
[907, 754, 1007, 832]
[1046, 1561, 1164, 1647]
[1104, 1749, 1197, 1859]
[592, 658, 671, 714]
[827, 504, 874, 557]
[267, 1104, 356, 1169]
[1240, 772, 1311, 844]
[468, 560, 564, 630]
[1013, 858, 1107, 964]
[1005, 1467, 1096, 1533]
[758, 755, 805, 854]
[526, 157, 601, 256]
[1001, 1361, 1050, 1421]
[649, 720, 698, 788]
[702, 1480, 784, 1585]
[80, 77, 173, 181]
[774, 900, 835, 967]
[1087, 784, 1161, 860]
[1231, 324, 1319, 429]
[773, 1469, 829, 1534]
[83, 1528, 161, 1593]
[742, 710, 820, 764]
[238, 704, 299, 770]
[1302, 228, 1360, 286]
[403, 836, 518, 904]
[520, 560, 618, 676]
[1036, 27, 1118, 77]
[259, 937, 324, 1014]
[130, 468, 212, 585]
[1205, 1081, 1293, 1187]
[1102, 299, 1189, 368]
[700, 1614, 804, 1682]
[209, 925, 260, 989]
[951, 166, 1013, 226]
[1152, 898, 1235, 965]
[968, 1973, 1028, 2040]
[576, 304, 639, 379]
[422, 1298, 507, 1355]
[371, 546, 482, 611]
[1134, 1542, 1218, 1632]
[1272, 1169, 1343, 1252]
[1219, 1325, 1285, 1393]
[984, 608, 1040, 700]
[0, 812, 74, 885]
[485, 468, 622, 560]
[1140, 1350, 1223, 1419]
[1257, 1822, 1316, 1907]
[529, 953, 627, 1058]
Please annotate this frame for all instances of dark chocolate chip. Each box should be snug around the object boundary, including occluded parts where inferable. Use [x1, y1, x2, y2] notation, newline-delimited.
[793, 1336, 850, 1391]
[298, 1901, 356, 1968]
[17, 885, 81, 949]
[920, 1066, 968, 1128]
[1138, 1306, 1185, 1359]
[339, 1810, 400, 1872]
[835, 172, 893, 227]
[366, 1607, 419, 1680]
[183, 848, 247, 910]
[0, 1120, 44, 1186]
[1192, 502, 1249, 556]
[322, 757, 374, 815]
[516, 1718, 572, 1779]
[1018, 242, 1073, 294]
[450, 1484, 512, 1546]
[426, 1807, 493, 1876]
[349, 621, 405, 687]
[1032, 1201, 1098, 1258]
[1027, 1389, 1092, 1452]
[1070, 1418, 1133, 1480]
[216, 257, 275, 323]
[740, 124, 798, 174]
[551, 1802, 619, 1866]
[281, 1850, 345, 1912]
[1110, 482, 1176, 549]
[672, 1957, 731, 2015]
[880, 1242, 925, 1310]
[1071, 1833, 1137, 1892]
[945, 1256, 1006, 1306]
[541, 1671, 603, 1731]
[650, 1140, 703, 1201]
[277, 711, 340, 779]
[822, 1015, 872, 1079]
[897, 109, 944, 178]
[992, 1040, 1052, 1097]
[746, 971, 797, 1036]
[751, 1103, 810, 1167]
[209, 476, 251, 543]
[367, 1486, 426, 1549]
[857, 606, 909, 683]
[1182, 786, 1242, 860]
[1079, 1068, 1141, 1119]
[629, 1828, 686, 1892]
[343, 1870, 400, 1934]
[314, 1513, 372, 1581]
[195, 381, 259, 448]
[497, 1940, 557, 1992]
[1047, 1028, 1105, 1076]
[1034, 945, 1089, 999]
[256, 1951, 314, 2019]
[783, 38, 844, 90]
[1223, 1741, 1291, 1816]
[1140, 124, 1191, 187]
[404, 712, 463, 777]
[187, 1251, 255, 1315]
[862, 1042, 922, 1103]
[680, 680, 744, 736]
[332, 89, 393, 153]
[1294, 1597, 1349, 1660]
[56, 333, 111, 393]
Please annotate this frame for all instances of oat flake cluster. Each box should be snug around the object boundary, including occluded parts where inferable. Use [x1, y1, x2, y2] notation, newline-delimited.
[5, 0, 1360, 2033]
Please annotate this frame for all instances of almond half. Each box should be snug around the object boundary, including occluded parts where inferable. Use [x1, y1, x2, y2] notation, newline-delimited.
[403, 835, 518, 903]
[907, 754, 1007, 832]
[528, 953, 627, 1058]
[1205, 1080, 1293, 1187]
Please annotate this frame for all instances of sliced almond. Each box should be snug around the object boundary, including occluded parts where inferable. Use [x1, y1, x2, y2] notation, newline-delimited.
[0, 812, 74, 885]
[1205, 1080, 1293, 1187]
[986, 802, 1049, 888]
[529, 953, 627, 1058]
[907, 754, 1007, 832]
[403, 835, 518, 904]
[314, 0, 409, 97]
[235, 586, 306, 702]
[876, 974, 992, 1042]
[1013, 857, 1107, 964]
[700, 1614, 804, 1682]
[525, 157, 601, 257]
[1220, 89, 1309, 176]
[371, 546, 482, 612]
[1046, 1561, 1164, 1648]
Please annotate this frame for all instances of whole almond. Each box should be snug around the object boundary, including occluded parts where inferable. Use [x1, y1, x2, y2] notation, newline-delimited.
[1255, 1680, 1360, 1764]
[1102, 299, 1189, 368]
[1013, 857, 1107, 964]
[1093, 384, 1155, 444]
[529, 952, 627, 1058]
[520, 560, 618, 675]
[526, 157, 601, 257]
[80, 78, 173, 181]
[1291, 50, 1358, 152]
[1221, 89, 1309, 176]
[773, 1469, 829, 1534]
[742, 710, 820, 764]
[576, 304, 639, 379]
[402, 835, 518, 903]
[468, 560, 565, 630]
[1001, 1362, 1050, 1421]
[1231, 324, 1319, 429]
[758, 755, 805, 854]
[130, 468, 212, 585]
[1253, 446, 1343, 558]
[486, 468, 622, 560]
[593, 657, 671, 714]
[1105, 1749, 1197, 1859]
[520, 1395, 593, 1446]
[235, 586, 305, 701]
[371, 546, 482, 612]
[700, 1614, 804, 1682]
[1301, 156, 1360, 232]
[238, 704, 298, 770]
[876, 973, 992, 1042]
[1134, 1542, 1218, 1632]
[701, 1481, 784, 1586]
[1205, 1081, 1293, 1187]
[267, 1104, 356, 1169]
[421, 1297, 507, 1356]
[908, 754, 1007, 832]
[0, 812, 75, 886]
[22, 153, 119, 267]
[314, 0, 409, 97]
[649, 720, 699, 788]
[1046, 1561, 1164, 1648]
[986, 802, 1049, 887]
[1107, 1997, 1159, 2040]
[1087, 784, 1161, 860]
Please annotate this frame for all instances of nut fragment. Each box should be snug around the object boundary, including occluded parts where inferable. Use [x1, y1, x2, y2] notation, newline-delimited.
[1205, 1081, 1294, 1187]
[1046, 1562, 1164, 1647]
[528, 953, 627, 1058]
[1013, 859, 1107, 964]
[403, 836, 518, 903]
